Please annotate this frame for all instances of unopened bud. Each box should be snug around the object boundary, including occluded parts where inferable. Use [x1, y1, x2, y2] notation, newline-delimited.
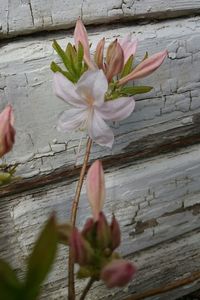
[0, 105, 15, 158]
[106, 40, 124, 82]
[110, 214, 121, 250]
[70, 228, 93, 266]
[86, 160, 105, 221]
[101, 259, 136, 288]
[95, 38, 105, 70]
[96, 212, 111, 250]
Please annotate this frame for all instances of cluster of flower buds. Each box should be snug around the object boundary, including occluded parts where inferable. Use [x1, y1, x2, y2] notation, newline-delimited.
[58, 161, 136, 288]
[52, 18, 167, 101]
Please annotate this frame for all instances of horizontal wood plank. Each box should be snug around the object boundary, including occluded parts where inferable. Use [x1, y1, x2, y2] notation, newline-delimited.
[1, 0, 200, 39]
[1, 144, 200, 299]
[1, 17, 200, 178]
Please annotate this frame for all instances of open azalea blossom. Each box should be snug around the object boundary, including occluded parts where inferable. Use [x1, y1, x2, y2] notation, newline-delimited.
[54, 69, 135, 147]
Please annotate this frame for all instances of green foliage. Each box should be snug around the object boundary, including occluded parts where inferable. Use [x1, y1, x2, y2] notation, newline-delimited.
[0, 260, 22, 300]
[120, 55, 134, 78]
[0, 164, 18, 186]
[120, 86, 153, 96]
[0, 215, 58, 300]
[51, 40, 86, 83]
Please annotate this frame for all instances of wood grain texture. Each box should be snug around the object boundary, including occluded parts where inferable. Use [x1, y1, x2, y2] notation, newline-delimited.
[1, 144, 200, 299]
[1, 16, 200, 178]
[1, 0, 200, 39]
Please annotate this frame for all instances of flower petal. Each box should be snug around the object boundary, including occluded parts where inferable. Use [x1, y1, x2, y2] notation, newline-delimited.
[98, 97, 135, 121]
[74, 19, 95, 70]
[53, 72, 86, 108]
[88, 110, 114, 148]
[57, 108, 87, 132]
[76, 70, 108, 108]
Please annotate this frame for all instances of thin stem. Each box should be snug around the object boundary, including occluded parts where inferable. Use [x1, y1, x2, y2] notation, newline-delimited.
[79, 278, 95, 300]
[68, 137, 93, 300]
[125, 270, 200, 300]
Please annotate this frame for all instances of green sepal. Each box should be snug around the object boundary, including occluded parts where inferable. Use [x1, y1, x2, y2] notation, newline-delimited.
[0, 172, 11, 185]
[120, 55, 134, 78]
[0, 259, 22, 300]
[23, 215, 58, 300]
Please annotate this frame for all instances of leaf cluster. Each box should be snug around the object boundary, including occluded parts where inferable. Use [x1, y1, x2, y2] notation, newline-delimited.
[51, 40, 87, 83]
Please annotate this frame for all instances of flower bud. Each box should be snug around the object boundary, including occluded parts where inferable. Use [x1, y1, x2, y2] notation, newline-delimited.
[0, 105, 15, 158]
[118, 49, 168, 86]
[70, 228, 93, 266]
[110, 214, 121, 250]
[119, 34, 138, 64]
[96, 212, 111, 250]
[86, 160, 105, 221]
[74, 18, 95, 70]
[81, 217, 95, 242]
[101, 259, 136, 288]
[95, 38, 105, 70]
[106, 40, 124, 82]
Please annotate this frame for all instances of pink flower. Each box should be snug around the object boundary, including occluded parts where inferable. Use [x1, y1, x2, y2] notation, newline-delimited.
[74, 18, 96, 70]
[118, 49, 168, 86]
[54, 69, 135, 147]
[0, 105, 15, 158]
[119, 34, 138, 64]
[86, 160, 105, 221]
[101, 259, 136, 288]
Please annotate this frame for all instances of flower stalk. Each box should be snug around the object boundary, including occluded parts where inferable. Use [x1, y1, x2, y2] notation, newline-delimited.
[68, 137, 93, 300]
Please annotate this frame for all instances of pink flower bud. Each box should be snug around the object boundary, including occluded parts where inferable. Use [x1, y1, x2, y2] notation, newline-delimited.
[118, 49, 168, 86]
[0, 105, 15, 158]
[74, 18, 95, 70]
[110, 214, 121, 250]
[106, 40, 124, 82]
[119, 34, 138, 64]
[101, 259, 136, 288]
[86, 160, 105, 221]
[96, 212, 111, 250]
[70, 228, 93, 266]
[81, 217, 95, 240]
[94, 38, 105, 70]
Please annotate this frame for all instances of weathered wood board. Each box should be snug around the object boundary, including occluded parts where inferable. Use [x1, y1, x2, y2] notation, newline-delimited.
[1, 0, 200, 39]
[1, 16, 200, 179]
[1, 1, 200, 299]
[1, 145, 200, 299]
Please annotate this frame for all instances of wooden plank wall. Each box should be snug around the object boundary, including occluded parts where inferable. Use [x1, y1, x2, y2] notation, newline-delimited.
[1, 1, 200, 299]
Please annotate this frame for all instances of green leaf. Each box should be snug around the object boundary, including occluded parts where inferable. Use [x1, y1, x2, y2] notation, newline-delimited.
[52, 40, 77, 80]
[56, 223, 72, 245]
[24, 215, 58, 300]
[65, 43, 78, 78]
[120, 55, 134, 78]
[0, 259, 22, 300]
[0, 172, 11, 185]
[77, 42, 84, 74]
[120, 85, 153, 96]
[50, 61, 76, 83]
[142, 51, 148, 61]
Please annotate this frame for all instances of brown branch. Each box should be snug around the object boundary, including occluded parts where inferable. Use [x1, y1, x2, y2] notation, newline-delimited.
[68, 137, 93, 300]
[79, 278, 95, 300]
[125, 270, 200, 300]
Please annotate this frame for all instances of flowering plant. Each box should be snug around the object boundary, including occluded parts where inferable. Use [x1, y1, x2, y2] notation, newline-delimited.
[0, 18, 167, 300]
